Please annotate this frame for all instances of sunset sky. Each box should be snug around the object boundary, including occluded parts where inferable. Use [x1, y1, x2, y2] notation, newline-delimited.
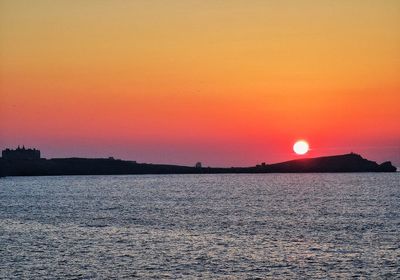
[1, 0, 399, 166]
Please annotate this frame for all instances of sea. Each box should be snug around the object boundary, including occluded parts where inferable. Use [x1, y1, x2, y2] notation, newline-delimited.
[0, 173, 399, 279]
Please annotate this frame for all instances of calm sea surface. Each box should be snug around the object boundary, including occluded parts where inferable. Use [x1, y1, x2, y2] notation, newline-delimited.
[0, 174, 399, 279]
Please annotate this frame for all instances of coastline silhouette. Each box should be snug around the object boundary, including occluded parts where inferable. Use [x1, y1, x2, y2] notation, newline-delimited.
[0, 147, 396, 177]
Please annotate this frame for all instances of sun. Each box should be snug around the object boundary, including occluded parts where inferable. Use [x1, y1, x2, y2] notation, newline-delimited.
[293, 140, 309, 155]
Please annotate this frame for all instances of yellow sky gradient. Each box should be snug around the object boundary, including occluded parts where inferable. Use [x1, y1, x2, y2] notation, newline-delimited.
[1, 0, 399, 165]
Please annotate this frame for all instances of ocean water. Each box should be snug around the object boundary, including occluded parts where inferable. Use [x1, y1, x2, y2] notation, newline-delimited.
[0, 174, 399, 279]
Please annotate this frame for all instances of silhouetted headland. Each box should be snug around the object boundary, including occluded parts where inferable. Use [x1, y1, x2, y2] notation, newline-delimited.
[0, 147, 396, 177]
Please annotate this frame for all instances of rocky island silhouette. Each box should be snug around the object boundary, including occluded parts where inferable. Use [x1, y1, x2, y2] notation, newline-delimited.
[0, 147, 396, 177]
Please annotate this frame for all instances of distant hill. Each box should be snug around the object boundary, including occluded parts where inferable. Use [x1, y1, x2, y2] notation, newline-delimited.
[0, 153, 396, 177]
[254, 153, 397, 173]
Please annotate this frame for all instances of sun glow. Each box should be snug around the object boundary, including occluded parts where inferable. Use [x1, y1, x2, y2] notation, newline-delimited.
[293, 140, 309, 155]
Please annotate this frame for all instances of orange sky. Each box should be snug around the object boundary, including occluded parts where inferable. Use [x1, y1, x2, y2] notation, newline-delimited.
[1, 0, 399, 166]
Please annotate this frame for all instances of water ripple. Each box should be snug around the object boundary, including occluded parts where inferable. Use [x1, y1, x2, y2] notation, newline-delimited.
[0, 173, 399, 279]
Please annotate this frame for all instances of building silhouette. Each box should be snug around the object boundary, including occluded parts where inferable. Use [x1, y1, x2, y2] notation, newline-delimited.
[2, 146, 41, 160]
